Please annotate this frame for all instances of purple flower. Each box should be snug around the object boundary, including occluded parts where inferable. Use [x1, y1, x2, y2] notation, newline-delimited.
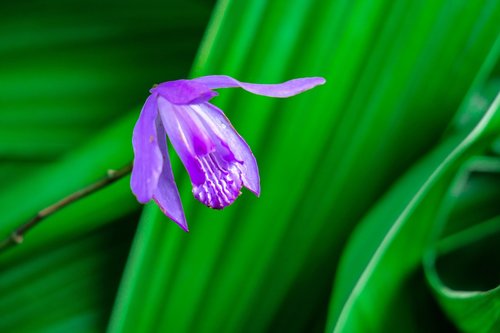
[130, 75, 325, 231]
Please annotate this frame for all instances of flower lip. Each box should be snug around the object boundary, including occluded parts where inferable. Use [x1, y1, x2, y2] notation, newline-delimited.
[192, 102, 261, 196]
[192, 153, 243, 209]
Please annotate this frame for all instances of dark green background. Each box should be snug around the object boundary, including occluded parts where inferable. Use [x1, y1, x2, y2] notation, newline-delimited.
[1, 0, 499, 332]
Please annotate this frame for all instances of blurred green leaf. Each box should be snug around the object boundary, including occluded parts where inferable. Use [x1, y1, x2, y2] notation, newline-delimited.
[0, 215, 137, 333]
[0, 0, 212, 182]
[0, 1, 213, 332]
[326, 89, 500, 332]
[0, 112, 137, 264]
[424, 156, 500, 333]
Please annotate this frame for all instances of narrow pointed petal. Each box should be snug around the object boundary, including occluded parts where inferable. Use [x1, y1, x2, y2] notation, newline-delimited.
[153, 79, 218, 105]
[152, 123, 188, 231]
[130, 93, 163, 203]
[192, 75, 326, 98]
[192, 103, 260, 196]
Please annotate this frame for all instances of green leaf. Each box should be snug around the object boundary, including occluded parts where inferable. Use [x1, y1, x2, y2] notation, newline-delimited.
[0, 1, 213, 332]
[0, 216, 137, 333]
[0, 0, 211, 179]
[326, 89, 500, 332]
[424, 156, 500, 333]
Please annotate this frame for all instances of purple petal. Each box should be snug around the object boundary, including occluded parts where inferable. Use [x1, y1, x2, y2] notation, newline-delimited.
[153, 79, 218, 105]
[130, 93, 163, 203]
[156, 96, 210, 185]
[152, 122, 188, 231]
[192, 75, 326, 98]
[192, 103, 260, 196]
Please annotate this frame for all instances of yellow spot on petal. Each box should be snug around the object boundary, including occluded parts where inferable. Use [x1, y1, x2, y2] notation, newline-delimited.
[149, 135, 154, 143]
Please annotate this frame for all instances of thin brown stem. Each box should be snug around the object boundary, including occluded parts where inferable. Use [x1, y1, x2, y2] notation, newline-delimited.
[0, 163, 133, 252]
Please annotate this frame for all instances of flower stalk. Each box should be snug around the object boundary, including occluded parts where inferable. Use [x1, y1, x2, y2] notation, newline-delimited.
[0, 163, 133, 253]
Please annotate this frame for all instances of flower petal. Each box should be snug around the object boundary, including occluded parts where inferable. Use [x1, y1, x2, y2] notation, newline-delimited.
[192, 75, 326, 98]
[152, 122, 188, 231]
[153, 79, 218, 105]
[191, 103, 260, 196]
[130, 93, 163, 203]
[156, 96, 209, 185]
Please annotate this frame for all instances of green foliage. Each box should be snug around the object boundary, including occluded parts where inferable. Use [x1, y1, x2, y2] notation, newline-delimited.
[0, 0, 213, 331]
[424, 156, 500, 333]
[0, 0, 499, 332]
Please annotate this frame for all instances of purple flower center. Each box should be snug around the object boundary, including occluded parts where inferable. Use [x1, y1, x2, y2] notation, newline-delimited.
[193, 153, 243, 209]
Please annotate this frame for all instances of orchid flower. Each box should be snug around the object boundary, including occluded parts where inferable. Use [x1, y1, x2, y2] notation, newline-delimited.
[130, 75, 325, 231]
